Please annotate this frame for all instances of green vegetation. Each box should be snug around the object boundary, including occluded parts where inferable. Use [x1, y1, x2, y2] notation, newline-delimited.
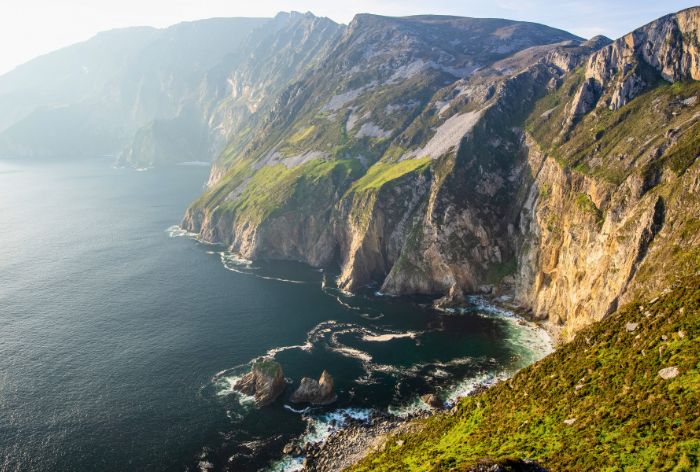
[484, 257, 517, 284]
[666, 121, 700, 175]
[525, 66, 585, 145]
[348, 157, 431, 193]
[228, 159, 362, 225]
[288, 125, 318, 144]
[575, 192, 605, 227]
[194, 158, 362, 227]
[527, 78, 700, 184]
[253, 358, 282, 377]
[353, 275, 700, 471]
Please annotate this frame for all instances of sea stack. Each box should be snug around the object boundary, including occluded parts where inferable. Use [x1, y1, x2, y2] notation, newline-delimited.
[290, 370, 337, 405]
[233, 358, 286, 407]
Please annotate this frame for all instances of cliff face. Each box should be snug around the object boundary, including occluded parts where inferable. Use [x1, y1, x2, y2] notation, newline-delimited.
[567, 6, 700, 119]
[515, 7, 700, 339]
[183, 14, 584, 281]
[186, 8, 700, 341]
[0, 18, 266, 161]
[0, 14, 343, 166]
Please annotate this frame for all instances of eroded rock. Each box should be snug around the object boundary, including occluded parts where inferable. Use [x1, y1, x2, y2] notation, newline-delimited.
[233, 358, 285, 407]
[290, 370, 337, 405]
[421, 394, 443, 409]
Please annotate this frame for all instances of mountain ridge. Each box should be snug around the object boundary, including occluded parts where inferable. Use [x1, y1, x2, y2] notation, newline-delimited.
[182, 7, 699, 345]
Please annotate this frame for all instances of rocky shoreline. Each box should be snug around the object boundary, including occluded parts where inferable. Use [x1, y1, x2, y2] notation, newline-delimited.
[281, 383, 492, 472]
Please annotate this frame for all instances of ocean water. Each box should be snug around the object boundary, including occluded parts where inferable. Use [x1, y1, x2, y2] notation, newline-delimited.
[0, 158, 552, 471]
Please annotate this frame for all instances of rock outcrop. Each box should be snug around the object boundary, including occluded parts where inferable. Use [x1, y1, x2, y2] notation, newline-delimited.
[233, 358, 286, 407]
[290, 370, 337, 405]
[185, 7, 700, 342]
[514, 8, 700, 340]
[566, 6, 700, 126]
[420, 394, 443, 409]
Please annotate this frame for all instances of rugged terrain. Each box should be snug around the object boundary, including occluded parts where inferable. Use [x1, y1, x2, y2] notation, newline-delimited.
[3, 7, 698, 470]
[351, 274, 699, 470]
[184, 8, 700, 342]
[0, 13, 342, 165]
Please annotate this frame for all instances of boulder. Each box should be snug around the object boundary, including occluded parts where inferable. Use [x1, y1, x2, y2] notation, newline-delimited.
[233, 358, 285, 407]
[290, 370, 337, 405]
[420, 394, 443, 409]
[658, 366, 679, 380]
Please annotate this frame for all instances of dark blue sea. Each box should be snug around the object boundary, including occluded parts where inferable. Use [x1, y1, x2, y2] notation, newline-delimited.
[0, 158, 551, 471]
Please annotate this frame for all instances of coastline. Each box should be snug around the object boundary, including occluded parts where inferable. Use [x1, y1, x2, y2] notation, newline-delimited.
[268, 298, 554, 472]
[168, 226, 555, 472]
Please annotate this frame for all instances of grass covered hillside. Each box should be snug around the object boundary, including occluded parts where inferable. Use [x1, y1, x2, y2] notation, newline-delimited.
[353, 274, 700, 471]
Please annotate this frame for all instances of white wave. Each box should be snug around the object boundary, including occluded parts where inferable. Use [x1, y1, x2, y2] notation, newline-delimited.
[165, 225, 198, 238]
[215, 374, 256, 406]
[301, 407, 373, 445]
[178, 161, 210, 167]
[268, 456, 305, 472]
[448, 296, 554, 368]
[268, 407, 374, 470]
[432, 356, 473, 368]
[335, 296, 361, 311]
[256, 274, 307, 284]
[361, 331, 418, 342]
[219, 251, 253, 268]
[444, 370, 507, 406]
[266, 342, 313, 357]
[198, 460, 214, 471]
[218, 251, 310, 284]
[284, 404, 312, 414]
[359, 313, 385, 320]
[432, 368, 450, 378]
[388, 397, 432, 418]
[225, 409, 244, 422]
[329, 345, 373, 363]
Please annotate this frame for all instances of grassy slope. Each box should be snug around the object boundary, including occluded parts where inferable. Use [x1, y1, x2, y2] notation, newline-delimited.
[348, 157, 431, 193]
[220, 158, 363, 225]
[353, 275, 700, 471]
[526, 79, 700, 185]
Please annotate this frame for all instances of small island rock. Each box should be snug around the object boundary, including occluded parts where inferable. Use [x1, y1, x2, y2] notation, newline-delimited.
[421, 394, 443, 409]
[290, 370, 337, 405]
[233, 358, 285, 407]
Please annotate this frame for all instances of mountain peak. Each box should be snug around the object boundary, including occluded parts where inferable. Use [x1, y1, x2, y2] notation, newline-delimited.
[564, 6, 700, 121]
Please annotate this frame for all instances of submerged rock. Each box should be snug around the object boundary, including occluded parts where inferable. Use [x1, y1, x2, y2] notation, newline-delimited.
[421, 394, 443, 409]
[290, 370, 337, 405]
[233, 358, 285, 407]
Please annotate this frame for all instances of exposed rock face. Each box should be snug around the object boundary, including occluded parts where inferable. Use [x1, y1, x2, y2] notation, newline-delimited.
[513, 8, 700, 340]
[566, 6, 700, 124]
[420, 394, 443, 409]
[233, 358, 286, 407]
[290, 370, 337, 405]
[183, 15, 591, 295]
[185, 7, 700, 342]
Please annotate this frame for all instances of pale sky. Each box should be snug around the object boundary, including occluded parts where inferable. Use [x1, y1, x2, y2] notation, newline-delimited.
[1, 0, 697, 76]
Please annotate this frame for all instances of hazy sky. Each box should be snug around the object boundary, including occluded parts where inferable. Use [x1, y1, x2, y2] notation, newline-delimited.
[1, 0, 697, 75]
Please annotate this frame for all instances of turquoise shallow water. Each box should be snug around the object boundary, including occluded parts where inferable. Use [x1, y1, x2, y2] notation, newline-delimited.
[0, 158, 550, 471]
